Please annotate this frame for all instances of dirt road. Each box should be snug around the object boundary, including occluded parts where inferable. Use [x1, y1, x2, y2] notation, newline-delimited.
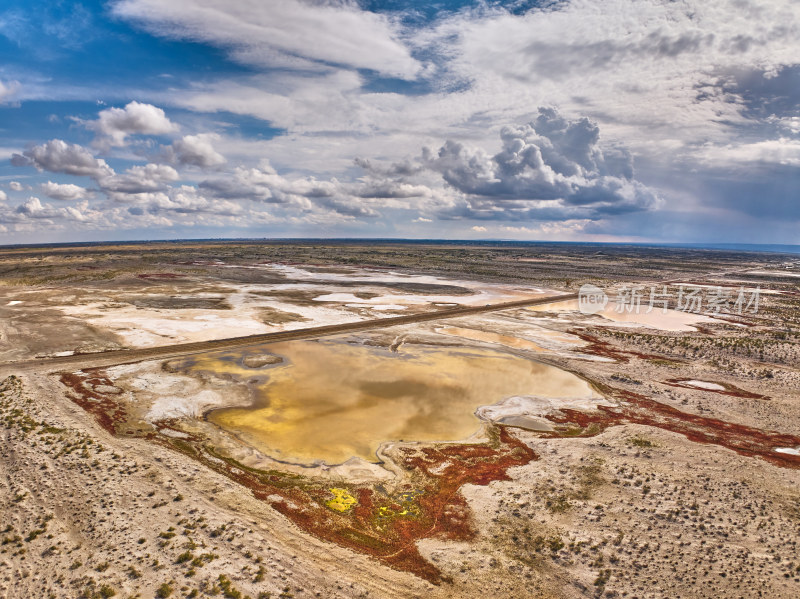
[1, 292, 577, 373]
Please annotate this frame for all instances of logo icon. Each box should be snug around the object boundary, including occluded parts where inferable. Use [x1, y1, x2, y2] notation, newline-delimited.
[578, 284, 608, 314]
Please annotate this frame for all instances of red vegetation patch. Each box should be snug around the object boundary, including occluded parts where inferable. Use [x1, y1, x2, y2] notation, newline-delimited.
[59, 371, 127, 434]
[568, 329, 674, 362]
[256, 429, 537, 583]
[60, 363, 800, 583]
[59, 369, 537, 583]
[664, 378, 768, 400]
[544, 385, 800, 469]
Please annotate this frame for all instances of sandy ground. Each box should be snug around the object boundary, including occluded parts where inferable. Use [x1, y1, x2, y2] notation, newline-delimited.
[1, 246, 799, 598]
[0, 263, 546, 356]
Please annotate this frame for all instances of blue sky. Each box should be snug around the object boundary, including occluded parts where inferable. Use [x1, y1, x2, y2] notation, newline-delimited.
[1, 0, 798, 244]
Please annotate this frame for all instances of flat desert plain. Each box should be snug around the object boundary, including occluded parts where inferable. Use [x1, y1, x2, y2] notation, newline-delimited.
[1, 241, 799, 599]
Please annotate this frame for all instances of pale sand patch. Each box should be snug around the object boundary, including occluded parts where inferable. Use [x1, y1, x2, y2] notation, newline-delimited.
[346, 303, 408, 311]
[775, 447, 800, 456]
[445, 315, 586, 348]
[60, 301, 274, 347]
[42, 265, 561, 349]
[747, 270, 800, 278]
[105, 363, 241, 423]
[273, 263, 550, 306]
[528, 299, 716, 332]
[475, 394, 613, 432]
[312, 288, 544, 308]
[158, 428, 190, 439]
[146, 390, 228, 422]
[682, 380, 727, 391]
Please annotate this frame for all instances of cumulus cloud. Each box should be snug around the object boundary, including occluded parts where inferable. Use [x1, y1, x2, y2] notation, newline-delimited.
[200, 163, 379, 218]
[4, 0, 799, 241]
[112, 0, 421, 79]
[122, 185, 244, 217]
[8, 181, 25, 191]
[15, 197, 53, 217]
[0, 197, 105, 227]
[199, 166, 278, 202]
[354, 157, 425, 178]
[163, 133, 226, 167]
[83, 101, 178, 149]
[361, 109, 659, 221]
[99, 163, 179, 195]
[349, 179, 432, 200]
[0, 190, 6, 201]
[41, 181, 92, 201]
[11, 139, 114, 179]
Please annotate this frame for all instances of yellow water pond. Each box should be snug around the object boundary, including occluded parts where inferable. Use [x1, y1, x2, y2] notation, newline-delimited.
[184, 339, 598, 464]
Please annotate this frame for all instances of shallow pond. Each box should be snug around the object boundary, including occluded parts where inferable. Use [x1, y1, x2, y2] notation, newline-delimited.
[181, 339, 598, 465]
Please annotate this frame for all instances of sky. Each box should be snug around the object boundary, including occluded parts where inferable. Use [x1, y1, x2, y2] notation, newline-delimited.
[0, 0, 798, 245]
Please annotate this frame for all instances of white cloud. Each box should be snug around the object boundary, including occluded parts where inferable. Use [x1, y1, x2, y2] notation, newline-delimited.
[768, 116, 800, 135]
[471, 225, 486, 232]
[0, 197, 107, 228]
[11, 139, 114, 179]
[122, 185, 244, 217]
[497, 220, 598, 241]
[113, 0, 422, 79]
[435, 0, 800, 152]
[83, 101, 179, 149]
[698, 138, 800, 167]
[6, 1, 800, 240]
[362, 108, 660, 222]
[99, 163, 179, 195]
[8, 181, 24, 191]
[15, 196, 51, 217]
[160, 0, 800, 181]
[200, 163, 380, 218]
[173, 70, 367, 134]
[0, 190, 6, 201]
[163, 133, 226, 167]
[41, 181, 92, 201]
[0, 79, 20, 104]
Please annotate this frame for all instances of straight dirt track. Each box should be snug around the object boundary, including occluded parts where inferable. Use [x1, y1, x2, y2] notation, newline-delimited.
[1, 292, 578, 373]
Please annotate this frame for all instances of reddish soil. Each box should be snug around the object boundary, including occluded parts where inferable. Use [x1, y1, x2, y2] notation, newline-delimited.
[568, 329, 674, 362]
[60, 366, 800, 583]
[59, 372, 127, 434]
[544, 384, 800, 469]
[59, 369, 537, 583]
[164, 428, 538, 583]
